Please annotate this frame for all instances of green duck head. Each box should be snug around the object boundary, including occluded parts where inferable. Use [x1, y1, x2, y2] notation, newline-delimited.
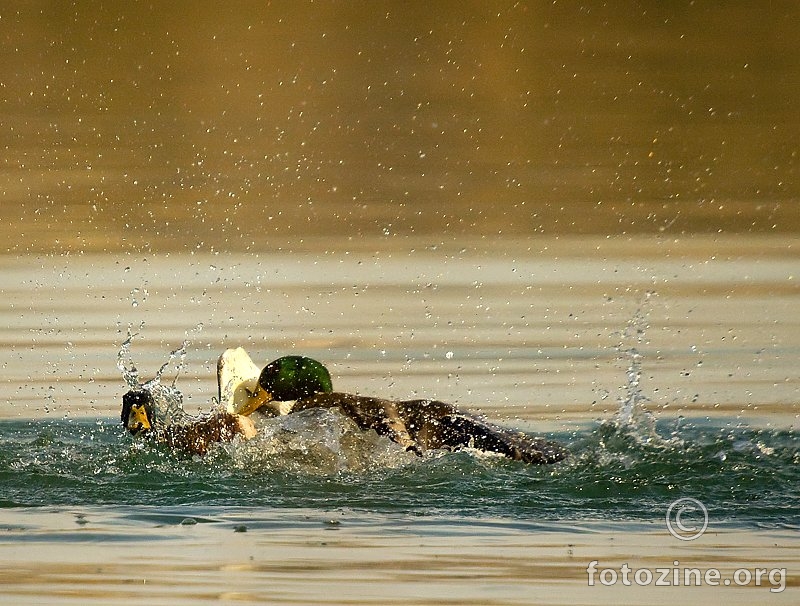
[259, 355, 332, 400]
[121, 389, 155, 434]
[238, 355, 332, 415]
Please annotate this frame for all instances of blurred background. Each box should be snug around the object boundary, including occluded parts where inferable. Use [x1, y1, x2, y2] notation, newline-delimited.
[2, 1, 798, 254]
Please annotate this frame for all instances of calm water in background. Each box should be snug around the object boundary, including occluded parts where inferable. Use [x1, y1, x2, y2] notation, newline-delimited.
[1, 2, 799, 604]
[2, 1, 799, 251]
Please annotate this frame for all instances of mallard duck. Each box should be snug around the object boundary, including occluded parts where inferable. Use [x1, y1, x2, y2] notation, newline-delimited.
[121, 388, 256, 456]
[220, 348, 567, 464]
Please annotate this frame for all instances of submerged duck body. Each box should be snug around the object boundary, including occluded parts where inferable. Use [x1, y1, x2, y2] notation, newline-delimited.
[289, 392, 566, 464]
[121, 387, 256, 456]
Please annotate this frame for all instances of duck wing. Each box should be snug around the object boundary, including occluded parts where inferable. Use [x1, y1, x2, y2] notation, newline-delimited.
[218, 347, 261, 414]
[293, 392, 418, 450]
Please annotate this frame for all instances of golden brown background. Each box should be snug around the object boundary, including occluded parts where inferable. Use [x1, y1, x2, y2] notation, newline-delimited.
[2, 1, 798, 254]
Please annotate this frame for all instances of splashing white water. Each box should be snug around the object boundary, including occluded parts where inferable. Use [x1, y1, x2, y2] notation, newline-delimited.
[600, 293, 666, 447]
[117, 328, 141, 390]
[117, 332, 423, 471]
[221, 408, 419, 474]
[617, 306, 651, 428]
[117, 329, 194, 427]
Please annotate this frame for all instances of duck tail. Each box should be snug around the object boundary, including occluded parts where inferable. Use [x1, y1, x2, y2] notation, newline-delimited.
[439, 414, 568, 464]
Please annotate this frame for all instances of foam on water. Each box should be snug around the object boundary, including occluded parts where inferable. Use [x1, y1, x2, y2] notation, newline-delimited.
[221, 408, 420, 475]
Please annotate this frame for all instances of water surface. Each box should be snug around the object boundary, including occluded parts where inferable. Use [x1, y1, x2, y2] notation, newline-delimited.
[1, 2, 799, 604]
[1, 242, 797, 604]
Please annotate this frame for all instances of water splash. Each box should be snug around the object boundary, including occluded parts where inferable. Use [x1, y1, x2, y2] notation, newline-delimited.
[116, 331, 430, 472]
[117, 329, 193, 427]
[599, 293, 668, 448]
[117, 327, 141, 390]
[616, 305, 652, 429]
[221, 408, 417, 475]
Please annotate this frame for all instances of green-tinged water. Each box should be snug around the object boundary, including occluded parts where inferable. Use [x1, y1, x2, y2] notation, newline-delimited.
[2, 414, 796, 527]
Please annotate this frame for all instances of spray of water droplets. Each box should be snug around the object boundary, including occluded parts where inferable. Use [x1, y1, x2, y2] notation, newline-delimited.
[117, 327, 194, 427]
[598, 292, 672, 448]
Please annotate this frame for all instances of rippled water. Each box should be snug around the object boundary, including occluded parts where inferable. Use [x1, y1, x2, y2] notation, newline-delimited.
[1, 411, 797, 523]
[4, 325, 797, 522]
[2, 400, 797, 604]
